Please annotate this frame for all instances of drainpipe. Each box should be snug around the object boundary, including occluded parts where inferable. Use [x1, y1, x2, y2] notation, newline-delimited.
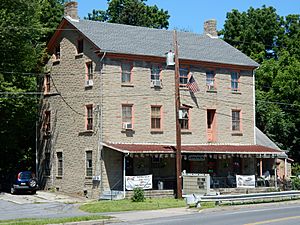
[98, 52, 106, 198]
[253, 69, 257, 145]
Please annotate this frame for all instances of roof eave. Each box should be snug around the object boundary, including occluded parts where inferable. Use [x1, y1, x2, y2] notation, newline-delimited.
[47, 17, 101, 54]
[47, 18, 68, 52]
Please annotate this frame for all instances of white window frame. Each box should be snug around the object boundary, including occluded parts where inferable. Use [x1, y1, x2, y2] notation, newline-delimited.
[151, 65, 161, 81]
[179, 108, 189, 130]
[231, 72, 240, 92]
[232, 110, 241, 131]
[86, 151, 93, 177]
[57, 152, 63, 177]
[121, 62, 132, 83]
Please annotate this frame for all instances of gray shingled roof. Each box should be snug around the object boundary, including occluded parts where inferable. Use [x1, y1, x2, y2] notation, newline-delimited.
[66, 17, 259, 67]
[256, 127, 282, 151]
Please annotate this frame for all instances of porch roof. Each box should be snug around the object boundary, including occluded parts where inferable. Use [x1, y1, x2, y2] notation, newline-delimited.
[103, 143, 287, 157]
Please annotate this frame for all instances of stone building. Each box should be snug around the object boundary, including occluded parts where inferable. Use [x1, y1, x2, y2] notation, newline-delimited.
[38, 2, 287, 198]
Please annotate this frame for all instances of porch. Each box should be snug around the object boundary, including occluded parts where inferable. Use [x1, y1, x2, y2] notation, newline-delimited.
[102, 143, 288, 196]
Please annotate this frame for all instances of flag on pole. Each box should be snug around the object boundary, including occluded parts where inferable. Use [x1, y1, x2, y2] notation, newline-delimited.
[186, 73, 200, 93]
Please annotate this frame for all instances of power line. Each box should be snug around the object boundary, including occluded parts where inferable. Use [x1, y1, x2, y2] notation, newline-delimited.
[2, 88, 299, 111]
[0, 71, 46, 77]
[257, 100, 300, 107]
[49, 75, 85, 117]
[0, 92, 43, 95]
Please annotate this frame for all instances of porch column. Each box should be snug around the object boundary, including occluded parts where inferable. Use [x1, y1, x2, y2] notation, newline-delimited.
[240, 157, 244, 174]
[284, 158, 287, 178]
[274, 158, 278, 189]
[123, 154, 126, 198]
[259, 158, 263, 177]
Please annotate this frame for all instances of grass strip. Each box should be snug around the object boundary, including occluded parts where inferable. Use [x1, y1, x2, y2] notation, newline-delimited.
[80, 198, 187, 213]
[0, 215, 111, 225]
[222, 196, 300, 206]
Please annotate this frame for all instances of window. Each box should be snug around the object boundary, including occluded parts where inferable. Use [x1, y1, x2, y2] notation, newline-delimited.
[232, 110, 241, 131]
[231, 72, 239, 91]
[45, 153, 50, 176]
[207, 109, 216, 142]
[121, 63, 132, 83]
[179, 108, 189, 130]
[179, 68, 189, 86]
[86, 62, 93, 80]
[45, 74, 50, 93]
[151, 106, 161, 129]
[86, 105, 93, 131]
[207, 109, 216, 129]
[151, 65, 161, 81]
[122, 105, 133, 129]
[57, 152, 63, 176]
[44, 111, 51, 133]
[86, 151, 92, 177]
[206, 71, 216, 90]
[77, 39, 83, 54]
[55, 44, 60, 60]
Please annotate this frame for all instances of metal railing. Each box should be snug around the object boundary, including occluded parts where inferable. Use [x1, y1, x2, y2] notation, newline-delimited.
[185, 190, 300, 207]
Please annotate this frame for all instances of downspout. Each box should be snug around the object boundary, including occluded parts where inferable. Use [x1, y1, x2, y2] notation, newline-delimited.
[253, 69, 257, 144]
[98, 52, 106, 198]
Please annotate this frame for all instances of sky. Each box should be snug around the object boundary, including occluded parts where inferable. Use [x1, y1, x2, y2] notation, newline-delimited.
[76, 0, 299, 34]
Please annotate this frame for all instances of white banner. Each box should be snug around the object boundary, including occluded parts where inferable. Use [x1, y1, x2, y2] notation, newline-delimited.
[125, 174, 153, 190]
[236, 175, 255, 188]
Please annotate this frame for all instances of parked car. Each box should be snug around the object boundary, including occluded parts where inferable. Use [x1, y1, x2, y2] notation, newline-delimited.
[11, 171, 38, 194]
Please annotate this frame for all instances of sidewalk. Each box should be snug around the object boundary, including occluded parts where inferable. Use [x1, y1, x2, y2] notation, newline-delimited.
[38, 199, 300, 224]
[49, 207, 198, 225]
[106, 207, 197, 221]
[36, 191, 89, 203]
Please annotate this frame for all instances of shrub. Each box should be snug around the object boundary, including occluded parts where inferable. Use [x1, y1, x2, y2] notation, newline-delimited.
[292, 163, 300, 176]
[131, 187, 145, 202]
[292, 177, 300, 190]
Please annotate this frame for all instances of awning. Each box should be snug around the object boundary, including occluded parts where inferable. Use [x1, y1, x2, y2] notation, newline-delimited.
[102, 142, 287, 158]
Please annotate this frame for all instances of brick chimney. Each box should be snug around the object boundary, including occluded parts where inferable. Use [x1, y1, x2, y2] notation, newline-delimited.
[204, 19, 218, 38]
[64, 1, 79, 20]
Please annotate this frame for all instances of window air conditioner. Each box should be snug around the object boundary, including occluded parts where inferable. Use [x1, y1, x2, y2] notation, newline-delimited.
[92, 175, 101, 181]
[207, 85, 215, 90]
[152, 80, 161, 87]
[123, 122, 133, 130]
[85, 80, 94, 87]
[179, 110, 183, 119]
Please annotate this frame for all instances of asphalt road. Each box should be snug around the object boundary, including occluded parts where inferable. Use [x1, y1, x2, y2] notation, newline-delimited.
[0, 191, 89, 220]
[1, 191, 300, 225]
[109, 202, 300, 225]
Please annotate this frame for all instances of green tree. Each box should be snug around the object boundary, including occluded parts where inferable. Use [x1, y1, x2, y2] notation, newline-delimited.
[39, 0, 65, 43]
[85, 0, 170, 29]
[0, 0, 42, 174]
[85, 9, 108, 22]
[221, 5, 300, 161]
[0, 0, 64, 177]
[220, 6, 283, 63]
[255, 51, 300, 160]
[277, 15, 300, 60]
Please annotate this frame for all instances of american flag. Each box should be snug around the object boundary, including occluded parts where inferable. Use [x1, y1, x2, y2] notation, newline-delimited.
[186, 73, 200, 93]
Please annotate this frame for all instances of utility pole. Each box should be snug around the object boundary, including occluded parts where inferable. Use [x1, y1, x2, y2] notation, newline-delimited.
[174, 30, 182, 199]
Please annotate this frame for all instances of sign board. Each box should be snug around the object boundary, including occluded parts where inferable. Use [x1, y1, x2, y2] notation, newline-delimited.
[188, 155, 205, 161]
[182, 173, 210, 195]
[236, 175, 255, 188]
[125, 174, 152, 190]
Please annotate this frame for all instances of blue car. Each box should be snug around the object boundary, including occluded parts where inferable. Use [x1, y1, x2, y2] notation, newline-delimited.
[11, 171, 38, 194]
